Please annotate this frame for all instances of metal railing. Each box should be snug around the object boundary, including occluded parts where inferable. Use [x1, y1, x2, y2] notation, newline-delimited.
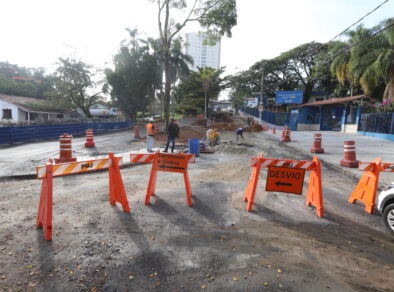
[0, 121, 133, 144]
[358, 113, 394, 134]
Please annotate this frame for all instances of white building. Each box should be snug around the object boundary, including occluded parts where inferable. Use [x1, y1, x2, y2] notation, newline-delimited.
[0, 94, 69, 124]
[185, 32, 221, 71]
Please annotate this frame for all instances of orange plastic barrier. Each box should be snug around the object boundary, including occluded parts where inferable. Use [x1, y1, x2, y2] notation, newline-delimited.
[243, 154, 323, 217]
[130, 152, 195, 206]
[36, 153, 129, 241]
[347, 158, 394, 213]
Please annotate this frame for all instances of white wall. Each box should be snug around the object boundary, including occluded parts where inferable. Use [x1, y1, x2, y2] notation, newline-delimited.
[17, 108, 27, 122]
[343, 124, 357, 133]
[0, 100, 20, 123]
[297, 123, 320, 131]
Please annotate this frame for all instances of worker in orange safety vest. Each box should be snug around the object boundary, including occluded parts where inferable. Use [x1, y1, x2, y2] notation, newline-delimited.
[146, 117, 155, 152]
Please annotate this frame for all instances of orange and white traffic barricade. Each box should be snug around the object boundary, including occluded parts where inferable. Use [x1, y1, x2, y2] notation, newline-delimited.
[340, 140, 359, 168]
[84, 129, 95, 147]
[243, 154, 324, 217]
[130, 152, 196, 206]
[348, 158, 394, 213]
[36, 153, 129, 241]
[55, 133, 77, 163]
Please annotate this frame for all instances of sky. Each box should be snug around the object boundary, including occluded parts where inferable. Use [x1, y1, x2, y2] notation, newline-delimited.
[0, 0, 393, 76]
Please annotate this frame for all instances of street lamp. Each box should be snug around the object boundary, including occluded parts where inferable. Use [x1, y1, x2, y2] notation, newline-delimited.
[259, 66, 264, 121]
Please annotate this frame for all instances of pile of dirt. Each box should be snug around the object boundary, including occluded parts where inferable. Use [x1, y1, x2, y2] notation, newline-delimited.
[192, 119, 206, 127]
[210, 122, 240, 131]
[247, 123, 263, 132]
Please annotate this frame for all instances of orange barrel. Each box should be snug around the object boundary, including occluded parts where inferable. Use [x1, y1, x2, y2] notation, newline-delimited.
[55, 133, 77, 163]
[310, 133, 324, 153]
[281, 129, 291, 142]
[134, 125, 141, 139]
[84, 129, 95, 148]
[340, 140, 359, 168]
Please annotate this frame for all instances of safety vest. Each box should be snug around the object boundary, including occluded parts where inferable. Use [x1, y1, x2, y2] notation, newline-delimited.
[147, 123, 155, 136]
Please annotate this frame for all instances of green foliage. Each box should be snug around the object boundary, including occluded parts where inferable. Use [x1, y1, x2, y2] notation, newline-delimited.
[228, 42, 335, 104]
[105, 40, 161, 120]
[176, 67, 225, 115]
[330, 18, 394, 101]
[0, 62, 53, 98]
[151, 0, 237, 127]
[50, 58, 102, 117]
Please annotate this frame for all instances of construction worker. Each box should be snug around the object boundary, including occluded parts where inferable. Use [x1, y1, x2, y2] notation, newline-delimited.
[206, 128, 220, 146]
[146, 117, 155, 152]
[235, 127, 246, 144]
[163, 119, 179, 153]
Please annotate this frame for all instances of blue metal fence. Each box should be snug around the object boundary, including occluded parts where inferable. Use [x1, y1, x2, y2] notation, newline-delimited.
[358, 113, 394, 134]
[242, 107, 290, 126]
[0, 121, 133, 144]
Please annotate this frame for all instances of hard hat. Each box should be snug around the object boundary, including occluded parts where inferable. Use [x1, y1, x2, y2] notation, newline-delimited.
[149, 117, 154, 122]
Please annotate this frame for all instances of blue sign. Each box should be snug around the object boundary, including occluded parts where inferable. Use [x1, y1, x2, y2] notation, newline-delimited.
[275, 91, 303, 104]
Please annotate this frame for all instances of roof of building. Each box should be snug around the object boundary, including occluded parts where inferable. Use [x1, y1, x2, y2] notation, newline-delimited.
[294, 94, 372, 108]
[0, 94, 67, 113]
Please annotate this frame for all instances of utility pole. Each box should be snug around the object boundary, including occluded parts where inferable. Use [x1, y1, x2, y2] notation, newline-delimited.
[259, 66, 264, 121]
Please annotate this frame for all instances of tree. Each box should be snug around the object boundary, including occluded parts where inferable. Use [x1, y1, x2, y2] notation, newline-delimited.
[176, 67, 225, 115]
[330, 18, 394, 101]
[0, 61, 53, 98]
[51, 58, 102, 117]
[278, 42, 325, 103]
[105, 38, 161, 120]
[150, 0, 237, 127]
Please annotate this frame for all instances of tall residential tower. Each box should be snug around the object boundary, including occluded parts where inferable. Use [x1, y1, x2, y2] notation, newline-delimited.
[185, 32, 221, 71]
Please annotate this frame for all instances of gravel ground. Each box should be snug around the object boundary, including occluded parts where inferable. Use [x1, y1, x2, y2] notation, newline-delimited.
[0, 127, 393, 292]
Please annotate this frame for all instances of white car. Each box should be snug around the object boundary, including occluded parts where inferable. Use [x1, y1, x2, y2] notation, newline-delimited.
[377, 183, 394, 235]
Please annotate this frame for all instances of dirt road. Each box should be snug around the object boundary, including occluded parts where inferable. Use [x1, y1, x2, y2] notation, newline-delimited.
[0, 129, 393, 291]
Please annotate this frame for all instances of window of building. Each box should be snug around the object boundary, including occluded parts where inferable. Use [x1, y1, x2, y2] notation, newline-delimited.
[2, 109, 12, 119]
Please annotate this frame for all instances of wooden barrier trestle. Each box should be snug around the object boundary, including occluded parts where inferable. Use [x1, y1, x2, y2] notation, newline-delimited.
[36, 153, 129, 241]
[243, 154, 324, 217]
[130, 152, 195, 206]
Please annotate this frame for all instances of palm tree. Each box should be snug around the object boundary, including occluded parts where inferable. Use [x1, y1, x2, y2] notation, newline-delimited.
[330, 18, 394, 101]
[198, 67, 224, 122]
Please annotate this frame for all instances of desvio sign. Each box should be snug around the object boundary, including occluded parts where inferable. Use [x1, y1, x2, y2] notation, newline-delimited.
[275, 91, 303, 104]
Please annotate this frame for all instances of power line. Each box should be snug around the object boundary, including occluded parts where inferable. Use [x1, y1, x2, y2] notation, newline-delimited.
[327, 21, 394, 63]
[234, 1, 393, 93]
[327, 0, 391, 43]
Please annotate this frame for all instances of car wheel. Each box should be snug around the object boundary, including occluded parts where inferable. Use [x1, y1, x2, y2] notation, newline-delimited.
[383, 203, 394, 235]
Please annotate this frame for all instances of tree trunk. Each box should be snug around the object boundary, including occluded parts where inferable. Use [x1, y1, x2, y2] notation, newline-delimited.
[82, 107, 92, 118]
[303, 81, 315, 104]
[164, 52, 171, 132]
[383, 69, 394, 102]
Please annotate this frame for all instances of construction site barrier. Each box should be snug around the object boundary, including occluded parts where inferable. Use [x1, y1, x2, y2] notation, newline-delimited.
[130, 152, 196, 206]
[36, 153, 129, 241]
[340, 140, 359, 168]
[243, 154, 323, 217]
[348, 158, 394, 213]
[134, 125, 141, 139]
[310, 133, 324, 153]
[84, 129, 95, 147]
[281, 129, 291, 142]
[55, 133, 77, 163]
